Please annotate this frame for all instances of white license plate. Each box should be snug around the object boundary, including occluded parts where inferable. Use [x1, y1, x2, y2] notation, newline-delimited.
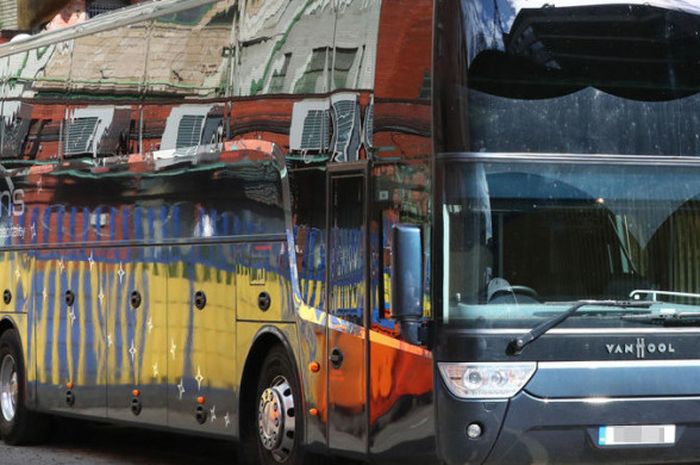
[598, 425, 676, 446]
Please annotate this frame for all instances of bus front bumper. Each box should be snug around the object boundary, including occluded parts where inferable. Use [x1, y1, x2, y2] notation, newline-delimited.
[437, 388, 700, 465]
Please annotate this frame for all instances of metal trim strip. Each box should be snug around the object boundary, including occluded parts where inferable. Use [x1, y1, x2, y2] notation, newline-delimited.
[452, 327, 700, 334]
[538, 360, 700, 369]
[525, 391, 700, 403]
[436, 152, 700, 166]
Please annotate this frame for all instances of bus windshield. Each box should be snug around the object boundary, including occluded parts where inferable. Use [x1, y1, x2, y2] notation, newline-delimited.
[438, 1, 700, 156]
[441, 159, 700, 328]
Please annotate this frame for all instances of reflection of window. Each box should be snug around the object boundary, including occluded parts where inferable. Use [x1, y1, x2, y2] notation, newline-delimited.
[294, 48, 330, 94]
[333, 47, 358, 89]
[269, 53, 292, 93]
[176, 115, 205, 149]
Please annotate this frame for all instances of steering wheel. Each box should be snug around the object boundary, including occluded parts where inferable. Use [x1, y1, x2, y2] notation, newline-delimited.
[488, 284, 540, 303]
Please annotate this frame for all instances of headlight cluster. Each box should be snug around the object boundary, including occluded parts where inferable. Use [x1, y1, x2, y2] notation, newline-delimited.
[438, 362, 537, 399]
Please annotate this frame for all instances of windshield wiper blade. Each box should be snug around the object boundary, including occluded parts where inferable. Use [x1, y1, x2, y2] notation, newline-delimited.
[621, 311, 700, 325]
[507, 300, 653, 356]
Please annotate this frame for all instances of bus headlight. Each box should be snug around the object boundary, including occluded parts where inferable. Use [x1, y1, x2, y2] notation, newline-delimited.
[438, 362, 537, 399]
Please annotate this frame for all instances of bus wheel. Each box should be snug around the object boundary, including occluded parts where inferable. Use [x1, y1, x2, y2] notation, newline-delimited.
[0, 329, 48, 445]
[254, 345, 308, 465]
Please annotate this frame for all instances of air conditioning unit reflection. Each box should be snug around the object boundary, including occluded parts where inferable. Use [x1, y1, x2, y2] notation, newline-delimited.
[154, 104, 225, 170]
[330, 92, 361, 162]
[290, 99, 331, 154]
[1, 102, 32, 159]
[63, 106, 131, 157]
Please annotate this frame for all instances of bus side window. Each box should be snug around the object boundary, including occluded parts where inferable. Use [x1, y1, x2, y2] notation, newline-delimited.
[290, 169, 327, 310]
[372, 162, 432, 335]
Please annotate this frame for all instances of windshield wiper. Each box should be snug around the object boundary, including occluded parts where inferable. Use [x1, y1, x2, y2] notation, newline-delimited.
[507, 300, 653, 356]
[621, 311, 700, 325]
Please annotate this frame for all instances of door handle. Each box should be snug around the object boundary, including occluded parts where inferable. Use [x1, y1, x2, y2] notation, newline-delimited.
[330, 347, 344, 369]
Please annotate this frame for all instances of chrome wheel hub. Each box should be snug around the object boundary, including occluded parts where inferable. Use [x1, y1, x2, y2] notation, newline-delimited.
[0, 355, 17, 422]
[258, 376, 295, 462]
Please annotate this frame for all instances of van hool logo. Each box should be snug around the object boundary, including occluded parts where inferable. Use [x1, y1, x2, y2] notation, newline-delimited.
[605, 338, 676, 359]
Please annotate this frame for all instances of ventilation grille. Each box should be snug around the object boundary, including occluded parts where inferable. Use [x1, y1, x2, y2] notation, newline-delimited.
[64, 117, 99, 155]
[176, 115, 205, 149]
[299, 110, 330, 152]
[87, 0, 129, 18]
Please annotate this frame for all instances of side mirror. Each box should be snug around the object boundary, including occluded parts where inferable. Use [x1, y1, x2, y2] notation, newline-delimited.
[391, 224, 424, 344]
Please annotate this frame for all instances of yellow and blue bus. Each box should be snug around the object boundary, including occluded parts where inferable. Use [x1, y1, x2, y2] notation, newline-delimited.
[2, 1, 700, 464]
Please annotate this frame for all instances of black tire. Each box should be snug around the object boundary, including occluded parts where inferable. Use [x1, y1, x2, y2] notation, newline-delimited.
[244, 345, 317, 465]
[0, 329, 49, 445]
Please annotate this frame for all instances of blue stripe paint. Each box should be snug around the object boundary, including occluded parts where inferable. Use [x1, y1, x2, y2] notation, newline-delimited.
[69, 207, 76, 243]
[160, 206, 168, 240]
[57, 263, 68, 383]
[81, 257, 97, 384]
[31, 207, 39, 247]
[137, 268, 148, 383]
[147, 207, 155, 243]
[113, 266, 124, 382]
[121, 208, 129, 243]
[135, 207, 143, 241]
[82, 207, 90, 242]
[42, 208, 51, 246]
[69, 266, 79, 382]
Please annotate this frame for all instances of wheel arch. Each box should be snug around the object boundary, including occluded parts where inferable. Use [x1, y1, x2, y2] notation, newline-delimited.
[238, 325, 304, 443]
[0, 316, 21, 352]
[0, 316, 16, 337]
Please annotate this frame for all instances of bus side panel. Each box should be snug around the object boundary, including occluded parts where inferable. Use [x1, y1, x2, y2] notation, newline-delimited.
[105, 246, 168, 425]
[0, 249, 33, 402]
[34, 249, 108, 415]
[234, 240, 302, 431]
[236, 242, 295, 323]
[294, 312, 327, 453]
[34, 249, 104, 414]
[0, 311, 30, 404]
[167, 243, 238, 435]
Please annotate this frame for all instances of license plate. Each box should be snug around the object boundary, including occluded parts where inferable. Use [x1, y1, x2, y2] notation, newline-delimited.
[598, 425, 676, 446]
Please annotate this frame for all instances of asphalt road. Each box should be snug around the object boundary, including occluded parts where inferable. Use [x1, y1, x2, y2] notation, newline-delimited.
[0, 418, 239, 465]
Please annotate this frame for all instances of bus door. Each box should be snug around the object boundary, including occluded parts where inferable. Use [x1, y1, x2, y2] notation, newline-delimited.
[326, 164, 369, 456]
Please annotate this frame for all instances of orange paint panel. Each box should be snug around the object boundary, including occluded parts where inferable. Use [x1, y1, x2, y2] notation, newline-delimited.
[369, 336, 433, 425]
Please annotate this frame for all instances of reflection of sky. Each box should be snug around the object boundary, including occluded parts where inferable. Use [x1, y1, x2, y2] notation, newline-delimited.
[485, 162, 700, 246]
[462, 0, 700, 64]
